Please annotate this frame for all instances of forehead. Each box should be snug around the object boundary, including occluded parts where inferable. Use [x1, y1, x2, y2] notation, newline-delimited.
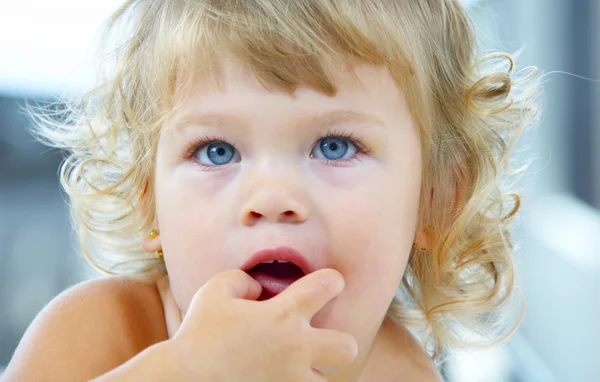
[171, 58, 406, 109]
[164, 59, 410, 134]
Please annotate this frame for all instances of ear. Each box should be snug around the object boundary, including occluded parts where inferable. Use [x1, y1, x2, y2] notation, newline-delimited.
[141, 228, 162, 253]
[413, 166, 468, 250]
[413, 186, 434, 250]
[139, 179, 162, 253]
[413, 226, 432, 250]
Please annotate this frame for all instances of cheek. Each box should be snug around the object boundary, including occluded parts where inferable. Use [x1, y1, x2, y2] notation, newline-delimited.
[314, 190, 418, 331]
[154, 179, 230, 312]
[332, 179, 419, 267]
[339, 201, 415, 285]
[327, 169, 421, 304]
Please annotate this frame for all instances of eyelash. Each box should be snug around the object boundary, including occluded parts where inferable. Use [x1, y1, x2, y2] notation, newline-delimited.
[312, 129, 372, 166]
[183, 129, 372, 168]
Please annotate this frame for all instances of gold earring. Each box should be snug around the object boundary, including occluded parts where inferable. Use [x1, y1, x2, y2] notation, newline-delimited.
[148, 230, 162, 258]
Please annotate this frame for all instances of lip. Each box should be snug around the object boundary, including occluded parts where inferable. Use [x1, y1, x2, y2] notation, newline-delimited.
[242, 246, 314, 276]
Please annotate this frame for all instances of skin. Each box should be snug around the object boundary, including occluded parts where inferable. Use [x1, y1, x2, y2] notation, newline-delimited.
[142, 57, 432, 381]
[2, 58, 440, 381]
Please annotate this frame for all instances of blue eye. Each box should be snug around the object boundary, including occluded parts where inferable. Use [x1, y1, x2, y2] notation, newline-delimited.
[196, 141, 239, 165]
[311, 136, 357, 161]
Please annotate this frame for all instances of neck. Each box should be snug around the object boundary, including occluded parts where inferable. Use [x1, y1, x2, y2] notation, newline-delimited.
[324, 315, 394, 382]
[327, 316, 440, 382]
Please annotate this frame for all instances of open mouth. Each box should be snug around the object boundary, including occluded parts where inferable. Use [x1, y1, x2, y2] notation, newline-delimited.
[246, 260, 306, 301]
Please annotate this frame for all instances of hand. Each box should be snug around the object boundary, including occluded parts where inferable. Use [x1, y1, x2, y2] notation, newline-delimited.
[166, 268, 358, 381]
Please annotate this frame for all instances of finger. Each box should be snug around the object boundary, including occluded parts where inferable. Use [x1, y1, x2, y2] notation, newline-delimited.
[308, 329, 358, 367]
[199, 269, 263, 301]
[308, 368, 328, 382]
[271, 268, 345, 318]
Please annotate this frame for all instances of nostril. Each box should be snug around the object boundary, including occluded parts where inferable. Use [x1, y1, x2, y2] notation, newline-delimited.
[243, 208, 304, 225]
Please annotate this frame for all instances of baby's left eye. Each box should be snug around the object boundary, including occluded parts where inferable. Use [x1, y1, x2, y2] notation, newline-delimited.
[310, 137, 358, 161]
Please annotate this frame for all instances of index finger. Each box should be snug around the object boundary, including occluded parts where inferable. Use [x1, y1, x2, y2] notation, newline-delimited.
[200, 269, 263, 302]
[269, 268, 345, 318]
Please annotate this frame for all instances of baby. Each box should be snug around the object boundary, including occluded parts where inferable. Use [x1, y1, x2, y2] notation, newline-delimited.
[3, 0, 540, 381]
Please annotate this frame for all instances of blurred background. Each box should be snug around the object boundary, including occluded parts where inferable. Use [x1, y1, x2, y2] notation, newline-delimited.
[0, 0, 599, 381]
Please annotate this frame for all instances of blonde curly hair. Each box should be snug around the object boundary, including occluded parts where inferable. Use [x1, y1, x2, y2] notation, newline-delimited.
[29, 0, 540, 358]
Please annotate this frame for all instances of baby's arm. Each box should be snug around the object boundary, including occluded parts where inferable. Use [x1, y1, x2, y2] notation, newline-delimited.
[1, 277, 170, 381]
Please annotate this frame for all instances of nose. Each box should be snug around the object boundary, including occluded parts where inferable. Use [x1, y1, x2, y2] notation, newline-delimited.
[240, 163, 309, 226]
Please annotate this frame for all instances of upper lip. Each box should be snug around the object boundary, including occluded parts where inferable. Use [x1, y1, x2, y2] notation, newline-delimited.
[242, 246, 314, 275]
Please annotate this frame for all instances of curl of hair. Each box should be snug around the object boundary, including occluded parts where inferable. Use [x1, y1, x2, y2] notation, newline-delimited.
[28, 0, 541, 357]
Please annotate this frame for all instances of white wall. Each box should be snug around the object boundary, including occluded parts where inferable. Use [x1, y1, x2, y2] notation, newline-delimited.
[0, 0, 122, 98]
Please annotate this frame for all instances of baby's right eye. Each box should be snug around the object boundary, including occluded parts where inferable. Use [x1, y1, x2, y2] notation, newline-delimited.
[195, 141, 240, 166]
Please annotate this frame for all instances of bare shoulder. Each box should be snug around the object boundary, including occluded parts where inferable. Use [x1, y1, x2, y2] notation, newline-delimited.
[2, 276, 167, 381]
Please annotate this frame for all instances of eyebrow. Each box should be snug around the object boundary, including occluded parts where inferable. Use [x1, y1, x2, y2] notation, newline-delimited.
[170, 109, 387, 131]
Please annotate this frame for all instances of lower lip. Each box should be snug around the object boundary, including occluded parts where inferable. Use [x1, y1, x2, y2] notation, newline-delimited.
[248, 270, 301, 300]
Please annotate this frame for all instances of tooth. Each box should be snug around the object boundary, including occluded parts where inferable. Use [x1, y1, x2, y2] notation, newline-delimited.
[262, 260, 274, 264]
[276, 260, 289, 263]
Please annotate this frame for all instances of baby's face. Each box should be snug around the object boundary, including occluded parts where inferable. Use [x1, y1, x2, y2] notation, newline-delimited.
[153, 58, 422, 353]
